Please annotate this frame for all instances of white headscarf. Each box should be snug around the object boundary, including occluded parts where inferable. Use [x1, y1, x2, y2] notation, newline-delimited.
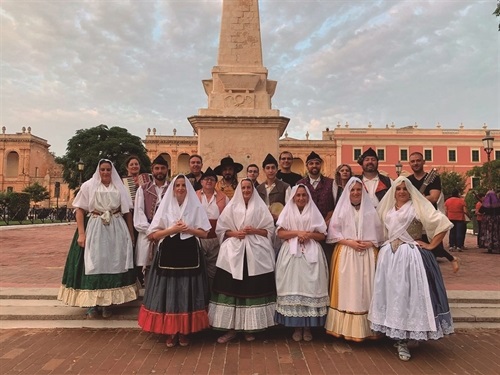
[216, 178, 275, 280]
[377, 176, 453, 242]
[276, 184, 327, 263]
[148, 174, 211, 239]
[72, 159, 132, 213]
[327, 177, 383, 246]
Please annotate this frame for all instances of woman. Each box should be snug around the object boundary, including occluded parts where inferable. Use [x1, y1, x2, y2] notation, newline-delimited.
[325, 177, 383, 342]
[125, 155, 141, 185]
[332, 164, 353, 205]
[369, 177, 454, 362]
[138, 175, 211, 347]
[480, 189, 500, 253]
[209, 179, 276, 343]
[58, 159, 138, 318]
[444, 189, 468, 251]
[275, 184, 329, 342]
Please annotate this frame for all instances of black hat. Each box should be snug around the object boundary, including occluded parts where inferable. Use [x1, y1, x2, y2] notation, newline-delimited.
[357, 147, 378, 165]
[214, 156, 243, 175]
[306, 151, 322, 164]
[201, 167, 218, 181]
[152, 155, 169, 167]
[262, 153, 278, 168]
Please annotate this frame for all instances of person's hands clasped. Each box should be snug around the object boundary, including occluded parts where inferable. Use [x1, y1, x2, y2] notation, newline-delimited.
[296, 231, 311, 244]
[348, 240, 372, 252]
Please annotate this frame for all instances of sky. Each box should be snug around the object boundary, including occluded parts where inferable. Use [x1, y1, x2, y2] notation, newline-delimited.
[1, 0, 498, 157]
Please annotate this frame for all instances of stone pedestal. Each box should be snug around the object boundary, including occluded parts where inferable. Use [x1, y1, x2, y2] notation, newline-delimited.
[188, 116, 289, 170]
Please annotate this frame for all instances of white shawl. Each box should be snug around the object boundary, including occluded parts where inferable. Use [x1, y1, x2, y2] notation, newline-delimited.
[148, 174, 211, 238]
[276, 184, 327, 263]
[72, 159, 132, 214]
[327, 177, 384, 246]
[377, 176, 453, 242]
[216, 179, 275, 280]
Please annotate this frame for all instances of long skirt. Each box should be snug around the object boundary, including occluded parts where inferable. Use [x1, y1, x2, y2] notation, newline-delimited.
[275, 241, 329, 327]
[325, 244, 380, 341]
[480, 214, 500, 253]
[138, 236, 210, 335]
[58, 221, 138, 307]
[208, 255, 276, 332]
[368, 242, 454, 341]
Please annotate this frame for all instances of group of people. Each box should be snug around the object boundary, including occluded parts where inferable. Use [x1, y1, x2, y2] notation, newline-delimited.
[58, 148, 461, 362]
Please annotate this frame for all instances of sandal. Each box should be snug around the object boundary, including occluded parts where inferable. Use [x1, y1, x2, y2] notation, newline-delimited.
[292, 328, 302, 342]
[86, 307, 98, 319]
[178, 334, 190, 347]
[166, 334, 178, 348]
[302, 328, 313, 342]
[394, 341, 411, 361]
[452, 257, 460, 273]
[217, 330, 237, 344]
[101, 306, 112, 318]
[244, 333, 255, 342]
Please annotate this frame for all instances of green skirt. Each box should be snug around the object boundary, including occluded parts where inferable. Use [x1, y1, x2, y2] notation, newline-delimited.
[58, 221, 138, 307]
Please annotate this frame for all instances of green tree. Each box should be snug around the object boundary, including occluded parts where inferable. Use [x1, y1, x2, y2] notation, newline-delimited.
[55, 125, 151, 190]
[466, 160, 500, 192]
[440, 170, 467, 199]
[23, 182, 50, 206]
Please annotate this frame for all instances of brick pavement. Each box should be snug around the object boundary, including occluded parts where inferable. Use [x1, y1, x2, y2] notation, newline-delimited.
[1, 224, 500, 374]
[0, 223, 498, 291]
[1, 327, 500, 374]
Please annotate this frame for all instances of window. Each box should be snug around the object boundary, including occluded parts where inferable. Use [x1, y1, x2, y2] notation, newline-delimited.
[448, 149, 457, 162]
[6, 187, 13, 193]
[471, 177, 481, 190]
[424, 149, 432, 161]
[471, 150, 480, 163]
[400, 149, 408, 161]
[353, 148, 362, 161]
[495, 150, 500, 160]
[377, 149, 385, 161]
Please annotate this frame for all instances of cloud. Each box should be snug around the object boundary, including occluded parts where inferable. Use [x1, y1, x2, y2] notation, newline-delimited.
[1, 0, 497, 156]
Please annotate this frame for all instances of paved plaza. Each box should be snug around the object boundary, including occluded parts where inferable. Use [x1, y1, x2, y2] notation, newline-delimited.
[0, 223, 499, 374]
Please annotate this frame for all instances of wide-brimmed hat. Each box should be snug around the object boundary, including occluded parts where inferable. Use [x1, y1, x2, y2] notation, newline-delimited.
[214, 156, 243, 175]
[357, 147, 378, 165]
[201, 167, 218, 181]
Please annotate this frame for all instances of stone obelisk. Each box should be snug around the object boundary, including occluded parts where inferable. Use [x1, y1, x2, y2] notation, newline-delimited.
[188, 0, 289, 170]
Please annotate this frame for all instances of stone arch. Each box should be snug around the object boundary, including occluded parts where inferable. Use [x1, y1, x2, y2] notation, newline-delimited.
[6, 151, 19, 177]
[292, 158, 305, 176]
[177, 153, 190, 175]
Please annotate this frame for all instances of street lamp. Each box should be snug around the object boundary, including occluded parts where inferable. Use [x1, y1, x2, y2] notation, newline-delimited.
[482, 130, 494, 162]
[77, 158, 85, 186]
[395, 160, 403, 177]
[482, 130, 494, 188]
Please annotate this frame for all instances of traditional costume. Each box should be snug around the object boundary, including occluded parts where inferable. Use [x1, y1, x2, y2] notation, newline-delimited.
[209, 179, 276, 332]
[480, 190, 500, 253]
[325, 177, 383, 341]
[138, 174, 212, 335]
[369, 177, 454, 359]
[274, 184, 329, 328]
[58, 159, 138, 308]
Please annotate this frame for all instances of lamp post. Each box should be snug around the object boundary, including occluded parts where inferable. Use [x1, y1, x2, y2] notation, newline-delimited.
[395, 160, 403, 177]
[482, 130, 494, 188]
[77, 159, 85, 186]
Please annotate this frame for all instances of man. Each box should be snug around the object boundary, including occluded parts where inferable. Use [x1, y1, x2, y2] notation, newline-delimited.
[277, 151, 302, 187]
[297, 152, 335, 223]
[196, 167, 229, 291]
[356, 147, 391, 207]
[133, 155, 169, 286]
[186, 154, 204, 191]
[407, 151, 459, 271]
[297, 151, 335, 265]
[257, 154, 291, 220]
[246, 164, 260, 188]
[214, 156, 243, 199]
